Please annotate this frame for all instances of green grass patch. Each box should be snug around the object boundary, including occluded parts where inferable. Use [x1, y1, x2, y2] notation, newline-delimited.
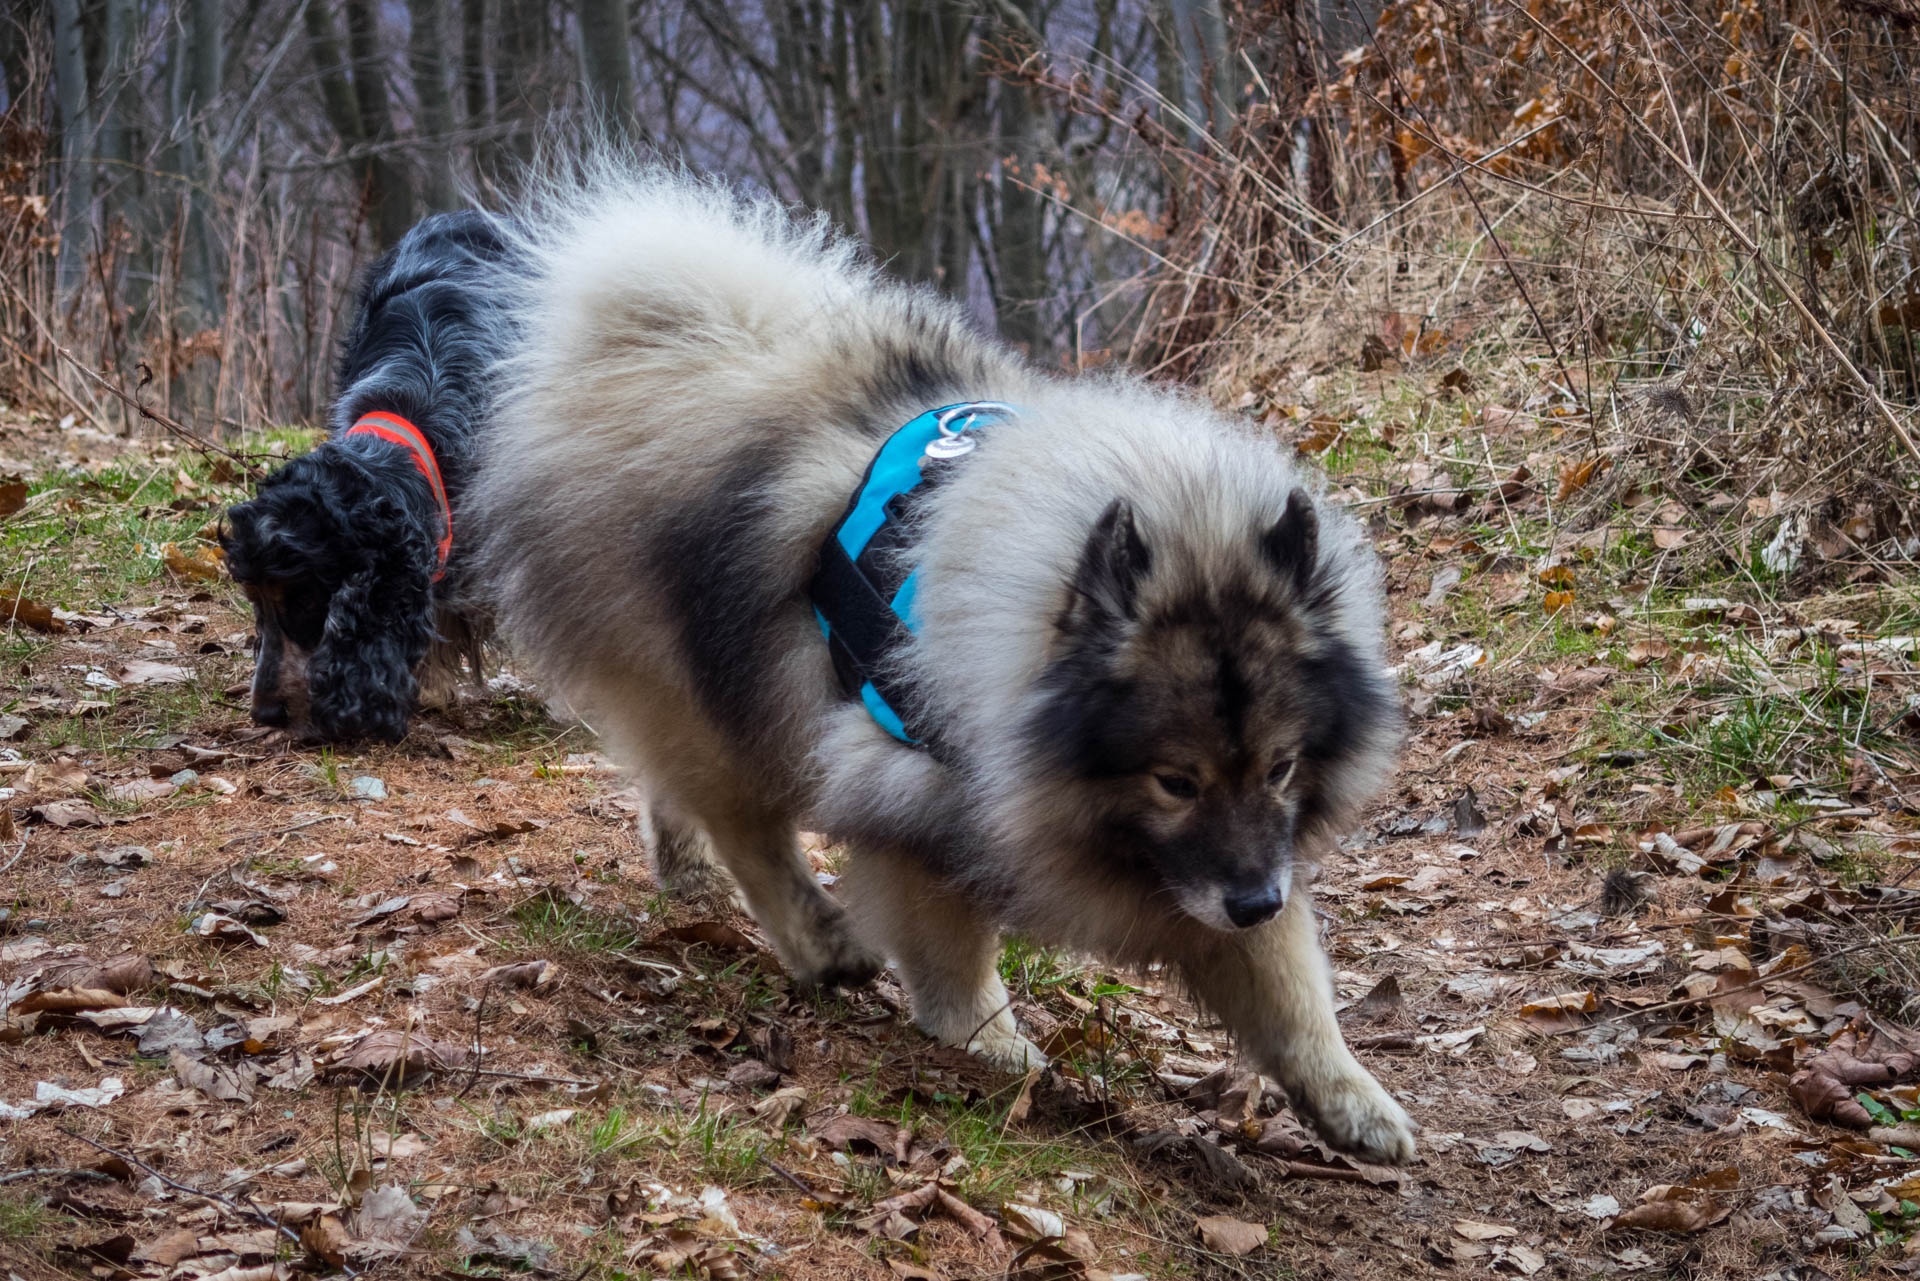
[513, 893, 643, 953]
[0, 1189, 51, 1243]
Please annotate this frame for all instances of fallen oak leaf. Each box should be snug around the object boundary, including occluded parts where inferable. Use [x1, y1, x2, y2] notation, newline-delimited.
[192, 912, 268, 947]
[171, 1049, 258, 1104]
[34, 953, 156, 993]
[119, 659, 192, 686]
[662, 920, 757, 951]
[753, 1085, 808, 1129]
[317, 1028, 469, 1086]
[812, 1113, 900, 1156]
[131, 1228, 202, 1267]
[1, 592, 66, 634]
[298, 1215, 350, 1268]
[477, 960, 555, 991]
[160, 541, 226, 583]
[1000, 1201, 1065, 1243]
[351, 1183, 428, 1245]
[1196, 1214, 1269, 1257]
[1607, 1185, 1730, 1234]
[1789, 1033, 1920, 1128]
[12, 987, 129, 1016]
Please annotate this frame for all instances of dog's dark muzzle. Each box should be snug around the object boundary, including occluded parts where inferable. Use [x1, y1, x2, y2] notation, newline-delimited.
[1224, 883, 1286, 928]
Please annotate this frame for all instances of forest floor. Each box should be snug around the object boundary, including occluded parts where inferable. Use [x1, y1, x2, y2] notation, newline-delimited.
[4, 350, 1920, 1281]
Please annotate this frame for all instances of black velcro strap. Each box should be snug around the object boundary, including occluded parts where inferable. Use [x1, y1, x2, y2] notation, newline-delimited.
[811, 536, 916, 696]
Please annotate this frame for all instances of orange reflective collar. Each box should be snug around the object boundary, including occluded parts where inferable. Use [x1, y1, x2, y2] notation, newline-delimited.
[344, 411, 452, 579]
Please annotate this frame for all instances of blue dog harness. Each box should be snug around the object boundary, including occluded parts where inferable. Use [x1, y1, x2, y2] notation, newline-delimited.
[811, 402, 1015, 752]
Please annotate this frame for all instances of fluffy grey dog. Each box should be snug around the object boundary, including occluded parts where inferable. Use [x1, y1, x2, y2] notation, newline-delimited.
[474, 170, 1413, 1163]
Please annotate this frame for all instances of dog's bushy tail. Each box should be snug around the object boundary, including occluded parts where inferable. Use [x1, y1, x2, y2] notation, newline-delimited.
[498, 162, 879, 390]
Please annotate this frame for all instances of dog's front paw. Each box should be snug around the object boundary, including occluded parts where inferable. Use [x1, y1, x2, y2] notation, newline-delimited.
[785, 924, 885, 991]
[967, 1029, 1048, 1075]
[1297, 1071, 1416, 1165]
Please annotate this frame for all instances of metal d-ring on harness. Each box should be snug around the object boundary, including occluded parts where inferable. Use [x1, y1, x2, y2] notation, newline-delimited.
[809, 400, 1017, 753]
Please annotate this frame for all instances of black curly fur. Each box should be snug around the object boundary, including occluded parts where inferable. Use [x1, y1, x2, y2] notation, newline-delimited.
[221, 211, 518, 743]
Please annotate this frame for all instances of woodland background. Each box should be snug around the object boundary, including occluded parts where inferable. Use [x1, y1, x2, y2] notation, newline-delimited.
[7, 5, 1920, 1277]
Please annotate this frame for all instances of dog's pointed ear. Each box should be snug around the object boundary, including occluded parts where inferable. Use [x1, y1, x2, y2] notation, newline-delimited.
[1063, 498, 1152, 637]
[1263, 490, 1319, 593]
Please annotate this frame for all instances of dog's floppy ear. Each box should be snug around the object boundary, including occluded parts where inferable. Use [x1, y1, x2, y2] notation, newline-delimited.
[304, 492, 436, 743]
[1063, 498, 1152, 638]
[1262, 489, 1320, 593]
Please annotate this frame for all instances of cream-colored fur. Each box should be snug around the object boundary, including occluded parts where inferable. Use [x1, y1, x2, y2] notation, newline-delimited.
[473, 165, 1413, 1163]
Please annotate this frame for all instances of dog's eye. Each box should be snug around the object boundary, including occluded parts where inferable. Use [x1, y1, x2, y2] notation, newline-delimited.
[1268, 758, 1297, 786]
[1154, 773, 1198, 800]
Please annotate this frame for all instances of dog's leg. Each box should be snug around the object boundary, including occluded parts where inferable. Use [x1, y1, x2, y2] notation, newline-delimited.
[700, 809, 882, 991]
[1176, 892, 1415, 1164]
[843, 851, 1043, 1072]
[643, 807, 737, 906]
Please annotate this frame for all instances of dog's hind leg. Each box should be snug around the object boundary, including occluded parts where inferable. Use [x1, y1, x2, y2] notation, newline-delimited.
[699, 808, 882, 991]
[643, 807, 737, 907]
[1175, 892, 1415, 1165]
[843, 851, 1043, 1073]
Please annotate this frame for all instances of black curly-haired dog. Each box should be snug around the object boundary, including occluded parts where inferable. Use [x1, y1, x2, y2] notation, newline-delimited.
[221, 211, 518, 742]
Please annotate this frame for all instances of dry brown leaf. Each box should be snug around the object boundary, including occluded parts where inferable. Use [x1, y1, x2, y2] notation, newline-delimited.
[193, 912, 268, 947]
[119, 659, 192, 685]
[36, 953, 156, 993]
[1651, 526, 1689, 550]
[172, 1049, 257, 1103]
[28, 798, 113, 827]
[0, 475, 26, 519]
[1790, 1034, 1920, 1128]
[195, 1265, 291, 1281]
[477, 960, 554, 991]
[1349, 974, 1404, 1024]
[352, 1184, 428, 1245]
[12, 987, 128, 1015]
[813, 1112, 900, 1155]
[1001, 1202, 1065, 1242]
[1608, 1185, 1729, 1234]
[1196, 1215, 1268, 1257]
[662, 920, 757, 951]
[298, 1216, 350, 1267]
[1520, 991, 1597, 1019]
[161, 541, 226, 582]
[131, 1228, 201, 1267]
[753, 1085, 809, 1129]
[1556, 456, 1607, 501]
[318, 1028, 469, 1085]
[0, 592, 64, 634]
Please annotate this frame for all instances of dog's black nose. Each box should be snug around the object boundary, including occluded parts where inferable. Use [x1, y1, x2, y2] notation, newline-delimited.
[1224, 884, 1284, 928]
[251, 699, 289, 727]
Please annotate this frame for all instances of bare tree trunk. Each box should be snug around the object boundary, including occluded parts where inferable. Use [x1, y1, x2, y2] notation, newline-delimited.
[1285, 0, 1335, 222]
[50, 0, 91, 300]
[461, 0, 495, 181]
[0, 3, 39, 114]
[577, 0, 636, 144]
[504, 0, 548, 168]
[305, 0, 365, 146]
[408, 0, 459, 209]
[994, 52, 1048, 352]
[345, 0, 415, 247]
[1168, 0, 1235, 139]
[99, 0, 138, 217]
[170, 0, 224, 326]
